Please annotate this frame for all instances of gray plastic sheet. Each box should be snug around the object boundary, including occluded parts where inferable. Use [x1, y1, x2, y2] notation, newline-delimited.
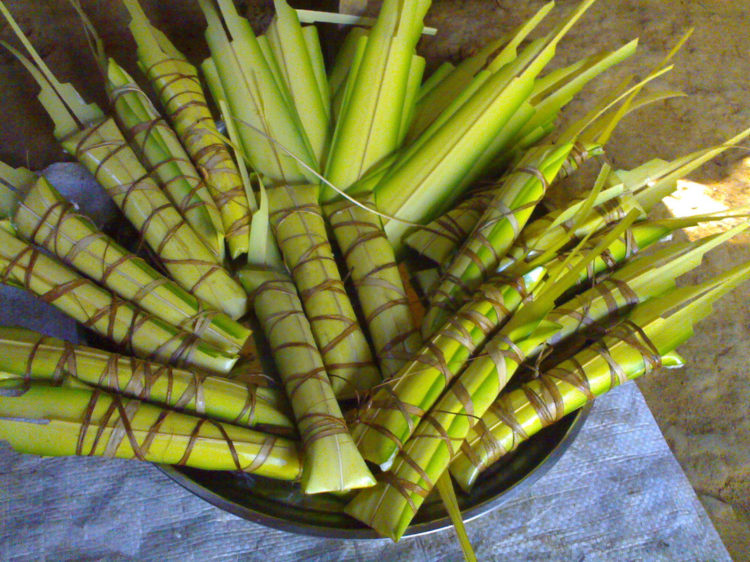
[0, 164, 731, 561]
[0, 385, 729, 561]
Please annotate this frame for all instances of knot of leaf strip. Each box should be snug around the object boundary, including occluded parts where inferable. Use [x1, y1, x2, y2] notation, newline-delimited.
[298, 412, 349, 450]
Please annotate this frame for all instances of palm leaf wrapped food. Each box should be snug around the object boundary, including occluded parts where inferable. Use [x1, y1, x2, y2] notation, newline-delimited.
[0, 222, 236, 374]
[404, 141, 604, 269]
[0, 326, 291, 430]
[0, 384, 300, 480]
[265, 184, 380, 398]
[200, 0, 381, 397]
[217, 1, 418, 388]
[325, 192, 422, 379]
[122, 0, 252, 259]
[65, 2, 227, 261]
[0, 163, 249, 354]
[239, 267, 375, 494]
[0, 9, 247, 319]
[450, 260, 750, 490]
[317, 0, 426, 378]
[105, 59, 226, 261]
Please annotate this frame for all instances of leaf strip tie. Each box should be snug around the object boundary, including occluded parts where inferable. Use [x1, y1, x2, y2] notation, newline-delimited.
[489, 393, 528, 443]
[459, 421, 495, 468]
[233, 382, 258, 426]
[376, 471, 429, 516]
[609, 320, 663, 375]
[414, 188, 496, 249]
[245, 432, 276, 474]
[417, 413, 461, 459]
[559, 141, 591, 179]
[297, 412, 349, 449]
[485, 335, 526, 381]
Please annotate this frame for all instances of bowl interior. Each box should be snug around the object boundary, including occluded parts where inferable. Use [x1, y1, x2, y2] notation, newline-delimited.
[160, 404, 589, 539]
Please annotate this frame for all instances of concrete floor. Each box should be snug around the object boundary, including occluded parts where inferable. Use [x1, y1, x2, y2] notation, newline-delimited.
[0, 0, 748, 558]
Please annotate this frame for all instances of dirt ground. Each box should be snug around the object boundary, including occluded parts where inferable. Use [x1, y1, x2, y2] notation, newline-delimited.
[0, 0, 748, 558]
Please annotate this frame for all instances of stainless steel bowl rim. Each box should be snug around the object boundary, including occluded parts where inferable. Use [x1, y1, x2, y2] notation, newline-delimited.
[158, 404, 591, 539]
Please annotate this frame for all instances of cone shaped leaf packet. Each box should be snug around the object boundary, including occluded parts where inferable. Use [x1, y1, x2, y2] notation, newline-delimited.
[265, 184, 380, 398]
[0, 9, 247, 318]
[105, 59, 226, 261]
[0, 163, 249, 354]
[0, 326, 291, 430]
[122, 0, 252, 258]
[239, 267, 375, 494]
[325, 193, 422, 379]
[0, 383, 301, 479]
[0, 222, 236, 374]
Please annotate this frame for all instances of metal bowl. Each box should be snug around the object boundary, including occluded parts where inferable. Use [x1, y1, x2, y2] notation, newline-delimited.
[159, 404, 590, 538]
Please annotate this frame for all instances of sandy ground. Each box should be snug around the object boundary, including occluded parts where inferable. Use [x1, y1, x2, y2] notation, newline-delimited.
[0, 0, 748, 558]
